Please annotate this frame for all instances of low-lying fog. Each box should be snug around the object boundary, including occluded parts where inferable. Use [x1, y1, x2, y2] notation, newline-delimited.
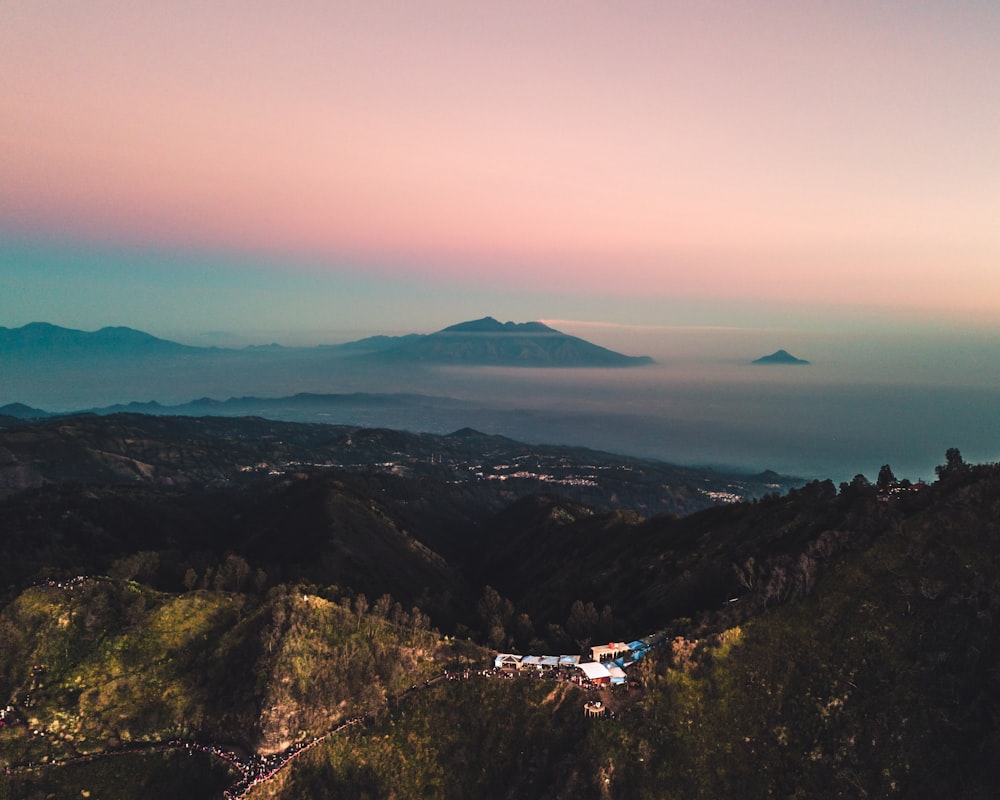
[8, 325, 1000, 484]
[418, 326, 1000, 483]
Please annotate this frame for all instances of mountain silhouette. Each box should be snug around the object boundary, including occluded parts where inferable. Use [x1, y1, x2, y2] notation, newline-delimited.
[358, 316, 654, 367]
[0, 322, 197, 357]
[752, 349, 810, 365]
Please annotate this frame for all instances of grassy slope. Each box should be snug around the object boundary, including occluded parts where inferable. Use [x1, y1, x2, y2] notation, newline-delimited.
[0, 579, 485, 771]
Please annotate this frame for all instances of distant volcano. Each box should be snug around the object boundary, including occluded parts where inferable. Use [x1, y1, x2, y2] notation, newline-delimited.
[351, 316, 655, 367]
[752, 349, 810, 365]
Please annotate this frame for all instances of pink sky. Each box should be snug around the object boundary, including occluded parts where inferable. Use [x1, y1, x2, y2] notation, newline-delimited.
[3, 1, 1000, 325]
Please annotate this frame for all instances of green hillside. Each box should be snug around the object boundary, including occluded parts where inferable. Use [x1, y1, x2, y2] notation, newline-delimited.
[0, 580, 481, 779]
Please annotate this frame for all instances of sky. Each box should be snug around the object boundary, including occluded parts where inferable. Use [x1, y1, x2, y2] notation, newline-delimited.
[2, 1, 1000, 344]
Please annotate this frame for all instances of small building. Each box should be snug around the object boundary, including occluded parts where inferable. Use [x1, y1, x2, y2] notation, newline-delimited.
[591, 641, 631, 663]
[607, 665, 627, 686]
[495, 653, 522, 671]
[558, 655, 581, 667]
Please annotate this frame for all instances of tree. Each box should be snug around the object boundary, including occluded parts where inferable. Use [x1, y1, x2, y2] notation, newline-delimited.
[410, 606, 430, 643]
[390, 602, 408, 629]
[566, 600, 600, 650]
[183, 567, 198, 592]
[876, 464, 897, 491]
[936, 447, 967, 481]
[597, 605, 615, 642]
[735, 557, 757, 591]
[354, 593, 369, 631]
[839, 473, 871, 495]
[546, 623, 573, 652]
[214, 554, 251, 593]
[372, 594, 393, 619]
[512, 613, 535, 651]
[476, 586, 513, 645]
[487, 622, 507, 650]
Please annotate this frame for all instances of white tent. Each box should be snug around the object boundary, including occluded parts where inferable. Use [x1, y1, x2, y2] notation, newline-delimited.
[578, 662, 612, 683]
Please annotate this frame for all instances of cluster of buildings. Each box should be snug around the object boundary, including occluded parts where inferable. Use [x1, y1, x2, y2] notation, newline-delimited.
[494, 632, 668, 687]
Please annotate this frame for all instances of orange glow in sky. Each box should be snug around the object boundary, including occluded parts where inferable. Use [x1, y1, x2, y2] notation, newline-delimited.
[2, 1, 1000, 332]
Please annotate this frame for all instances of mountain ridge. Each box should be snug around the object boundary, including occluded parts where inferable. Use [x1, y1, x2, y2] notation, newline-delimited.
[0, 321, 199, 355]
[439, 316, 558, 334]
[0, 318, 653, 368]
